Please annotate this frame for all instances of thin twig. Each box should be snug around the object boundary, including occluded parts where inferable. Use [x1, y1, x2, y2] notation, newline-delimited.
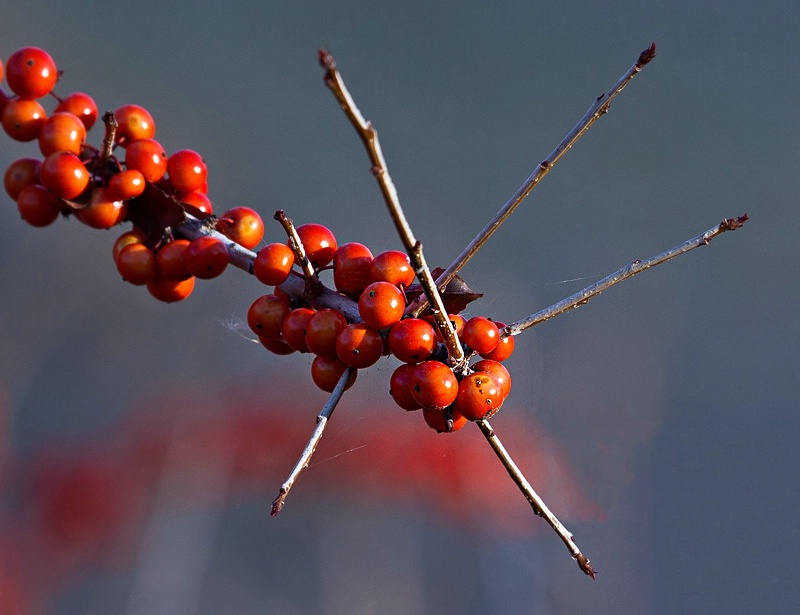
[504, 213, 749, 337]
[274, 209, 323, 299]
[318, 49, 466, 370]
[411, 42, 657, 318]
[271, 367, 353, 516]
[475, 419, 595, 578]
[100, 111, 117, 166]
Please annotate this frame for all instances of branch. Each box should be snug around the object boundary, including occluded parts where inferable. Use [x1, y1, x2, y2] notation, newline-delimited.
[504, 213, 748, 336]
[411, 42, 657, 317]
[274, 209, 323, 299]
[476, 419, 595, 578]
[271, 367, 353, 516]
[318, 49, 467, 371]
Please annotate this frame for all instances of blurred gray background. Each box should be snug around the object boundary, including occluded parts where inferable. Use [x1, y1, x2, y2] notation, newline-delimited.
[1, 1, 797, 614]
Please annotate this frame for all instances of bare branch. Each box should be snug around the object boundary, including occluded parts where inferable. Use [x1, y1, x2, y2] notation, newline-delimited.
[504, 213, 749, 336]
[274, 209, 323, 299]
[475, 419, 595, 578]
[271, 367, 354, 516]
[318, 49, 467, 370]
[411, 42, 658, 317]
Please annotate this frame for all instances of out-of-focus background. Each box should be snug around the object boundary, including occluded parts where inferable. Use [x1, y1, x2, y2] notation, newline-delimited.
[0, 2, 797, 613]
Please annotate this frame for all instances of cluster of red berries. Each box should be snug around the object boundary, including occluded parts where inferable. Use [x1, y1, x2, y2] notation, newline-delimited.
[1, 45, 266, 303]
[1, 46, 516, 433]
[246, 222, 516, 431]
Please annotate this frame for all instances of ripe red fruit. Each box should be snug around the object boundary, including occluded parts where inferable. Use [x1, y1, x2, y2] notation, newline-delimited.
[39, 151, 90, 199]
[281, 307, 316, 353]
[114, 104, 156, 145]
[479, 321, 515, 361]
[146, 274, 195, 303]
[254, 242, 294, 285]
[305, 309, 348, 357]
[422, 408, 468, 433]
[294, 223, 337, 267]
[1, 97, 47, 141]
[335, 323, 384, 369]
[370, 250, 415, 287]
[115, 243, 156, 286]
[16, 184, 61, 227]
[5, 47, 57, 98]
[389, 364, 422, 411]
[247, 294, 291, 339]
[453, 372, 504, 421]
[167, 149, 207, 194]
[259, 336, 296, 356]
[181, 190, 213, 215]
[4, 157, 42, 200]
[112, 229, 148, 261]
[217, 206, 264, 249]
[471, 359, 512, 400]
[38, 112, 86, 157]
[358, 281, 406, 331]
[388, 318, 437, 364]
[333, 242, 374, 293]
[108, 169, 146, 201]
[460, 316, 500, 355]
[125, 138, 167, 182]
[155, 239, 192, 281]
[54, 92, 98, 130]
[76, 187, 128, 229]
[409, 361, 459, 410]
[184, 235, 229, 279]
[311, 355, 357, 393]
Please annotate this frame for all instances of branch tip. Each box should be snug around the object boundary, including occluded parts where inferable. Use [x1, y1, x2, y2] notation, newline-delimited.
[317, 48, 335, 70]
[637, 41, 657, 66]
[721, 213, 749, 231]
[576, 553, 596, 579]
[271, 492, 286, 517]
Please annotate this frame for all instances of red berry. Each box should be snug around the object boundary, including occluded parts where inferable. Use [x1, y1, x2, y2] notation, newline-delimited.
[114, 104, 155, 145]
[54, 92, 98, 131]
[453, 372, 504, 421]
[39, 151, 90, 200]
[370, 250, 415, 287]
[281, 307, 316, 353]
[461, 316, 500, 355]
[180, 190, 213, 215]
[254, 242, 294, 286]
[387, 318, 437, 364]
[76, 187, 128, 229]
[108, 169, 145, 201]
[112, 229, 148, 261]
[125, 138, 167, 182]
[389, 364, 422, 411]
[294, 223, 337, 267]
[333, 242, 373, 293]
[115, 243, 156, 286]
[358, 281, 406, 331]
[247, 294, 291, 339]
[146, 275, 195, 303]
[217, 206, 264, 249]
[479, 321, 515, 361]
[4, 157, 42, 200]
[167, 149, 207, 194]
[311, 355, 357, 393]
[259, 336, 296, 356]
[155, 239, 191, 281]
[422, 407, 468, 433]
[335, 323, 384, 369]
[5, 47, 57, 98]
[38, 112, 86, 156]
[471, 359, 512, 400]
[426, 313, 466, 344]
[305, 308, 348, 357]
[1, 97, 47, 141]
[16, 184, 61, 227]
[184, 235, 229, 279]
[409, 361, 458, 411]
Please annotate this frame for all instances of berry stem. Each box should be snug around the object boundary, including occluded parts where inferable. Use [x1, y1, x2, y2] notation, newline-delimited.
[503, 214, 749, 337]
[271, 367, 353, 516]
[318, 49, 466, 369]
[475, 418, 596, 579]
[273, 209, 323, 299]
[410, 42, 658, 318]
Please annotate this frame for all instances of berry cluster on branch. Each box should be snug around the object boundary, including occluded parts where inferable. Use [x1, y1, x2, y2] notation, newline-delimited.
[1, 42, 748, 580]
